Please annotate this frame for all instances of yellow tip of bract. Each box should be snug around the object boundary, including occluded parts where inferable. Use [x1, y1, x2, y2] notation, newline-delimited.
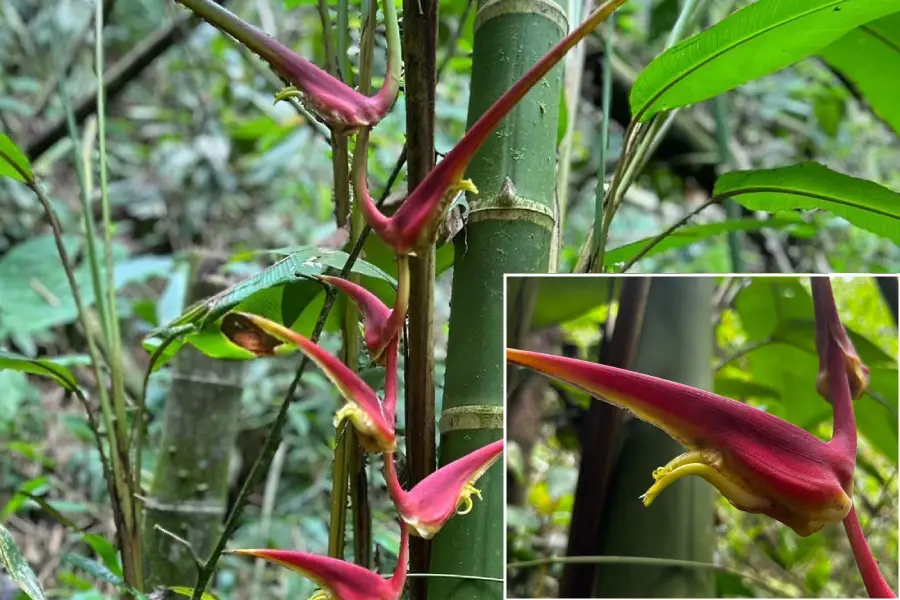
[309, 590, 335, 600]
[334, 404, 395, 453]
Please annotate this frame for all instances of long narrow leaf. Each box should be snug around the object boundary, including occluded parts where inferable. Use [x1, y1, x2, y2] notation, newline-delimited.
[603, 216, 807, 267]
[820, 13, 900, 136]
[0, 523, 45, 600]
[0, 351, 87, 392]
[714, 162, 900, 243]
[631, 0, 900, 121]
[0, 134, 32, 183]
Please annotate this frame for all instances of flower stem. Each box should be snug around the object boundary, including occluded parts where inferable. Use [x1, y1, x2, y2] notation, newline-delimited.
[843, 506, 897, 598]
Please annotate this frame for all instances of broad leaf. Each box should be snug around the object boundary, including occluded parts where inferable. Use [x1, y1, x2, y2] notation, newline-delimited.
[603, 215, 808, 268]
[631, 0, 900, 121]
[0, 351, 87, 392]
[143, 247, 397, 366]
[169, 586, 219, 600]
[0, 235, 173, 336]
[0, 133, 32, 183]
[820, 13, 900, 136]
[507, 276, 617, 330]
[734, 278, 897, 462]
[0, 523, 44, 600]
[714, 162, 900, 243]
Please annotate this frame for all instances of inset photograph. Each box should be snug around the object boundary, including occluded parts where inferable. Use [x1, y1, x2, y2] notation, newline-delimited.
[505, 275, 898, 598]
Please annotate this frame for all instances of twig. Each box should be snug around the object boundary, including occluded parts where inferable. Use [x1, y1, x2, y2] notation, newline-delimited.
[25, 5, 227, 160]
[154, 524, 204, 570]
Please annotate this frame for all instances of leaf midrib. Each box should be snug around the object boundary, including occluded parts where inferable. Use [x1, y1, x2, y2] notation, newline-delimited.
[722, 185, 900, 221]
[637, 0, 846, 120]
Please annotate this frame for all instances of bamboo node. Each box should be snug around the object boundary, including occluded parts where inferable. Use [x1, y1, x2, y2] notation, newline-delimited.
[439, 405, 504, 433]
[475, 0, 569, 34]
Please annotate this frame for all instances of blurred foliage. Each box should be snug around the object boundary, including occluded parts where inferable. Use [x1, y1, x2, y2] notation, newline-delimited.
[506, 276, 898, 598]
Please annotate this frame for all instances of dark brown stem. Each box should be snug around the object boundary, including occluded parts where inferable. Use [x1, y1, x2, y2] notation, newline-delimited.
[402, 0, 439, 595]
[560, 277, 651, 596]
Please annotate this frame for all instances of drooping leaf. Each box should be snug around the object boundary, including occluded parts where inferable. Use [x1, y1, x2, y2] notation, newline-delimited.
[820, 13, 900, 136]
[714, 162, 900, 243]
[63, 554, 146, 599]
[0, 133, 33, 183]
[603, 215, 808, 268]
[0, 523, 45, 600]
[143, 247, 397, 366]
[0, 350, 87, 392]
[169, 586, 219, 600]
[631, 0, 900, 121]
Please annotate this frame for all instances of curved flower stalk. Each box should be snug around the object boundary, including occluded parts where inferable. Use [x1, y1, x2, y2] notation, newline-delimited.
[354, 0, 628, 255]
[224, 312, 395, 453]
[811, 278, 869, 402]
[174, 0, 401, 132]
[505, 347, 856, 537]
[812, 278, 894, 598]
[233, 520, 409, 600]
[843, 506, 897, 598]
[318, 256, 409, 363]
[383, 439, 504, 539]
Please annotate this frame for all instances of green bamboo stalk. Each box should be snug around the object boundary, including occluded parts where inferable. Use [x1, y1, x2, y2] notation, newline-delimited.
[403, 0, 439, 595]
[429, 0, 567, 596]
[592, 278, 715, 597]
[141, 253, 244, 588]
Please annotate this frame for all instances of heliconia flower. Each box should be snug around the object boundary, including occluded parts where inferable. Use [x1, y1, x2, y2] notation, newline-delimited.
[232, 520, 409, 600]
[318, 255, 409, 364]
[383, 439, 504, 539]
[174, 0, 401, 132]
[506, 348, 856, 537]
[811, 278, 869, 402]
[224, 313, 395, 453]
[354, 0, 627, 255]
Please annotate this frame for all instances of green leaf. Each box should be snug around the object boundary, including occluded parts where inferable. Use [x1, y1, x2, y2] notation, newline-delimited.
[0, 523, 45, 600]
[631, 0, 900, 121]
[63, 554, 146, 599]
[0, 133, 33, 183]
[0, 350, 85, 392]
[820, 13, 900, 135]
[169, 586, 219, 600]
[143, 248, 397, 366]
[0, 235, 169, 335]
[514, 276, 617, 329]
[714, 162, 900, 243]
[603, 215, 807, 267]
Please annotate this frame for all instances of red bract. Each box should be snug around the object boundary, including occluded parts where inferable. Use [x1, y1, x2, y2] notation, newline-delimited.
[384, 439, 504, 539]
[506, 348, 855, 537]
[233, 521, 409, 600]
[225, 313, 395, 453]
[354, 0, 627, 255]
[318, 256, 408, 363]
[174, 0, 400, 132]
[811, 278, 869, 401]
